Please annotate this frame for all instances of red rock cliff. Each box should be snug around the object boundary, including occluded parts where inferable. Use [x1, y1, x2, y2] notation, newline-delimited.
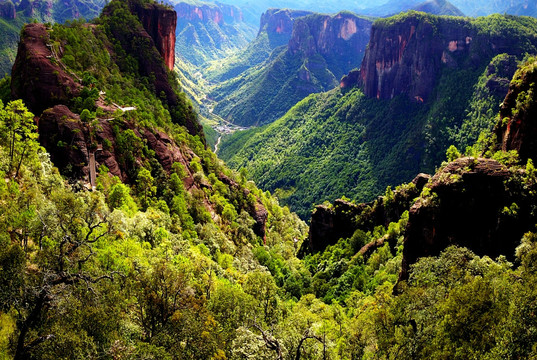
[358, 13, 537, 102]
[132, 2, 176, 71]
[495, 59, 537, 163]
[287, 12, 372, 78]
[175, 1, 242, 25]
[11, 23, 81, 115]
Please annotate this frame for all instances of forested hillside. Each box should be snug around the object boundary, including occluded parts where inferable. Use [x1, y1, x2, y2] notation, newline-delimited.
[4, 0, 537, 359]
[220, 12, 537, 219]
[0, 0, 106, 74]
[209, 11, 373, 127]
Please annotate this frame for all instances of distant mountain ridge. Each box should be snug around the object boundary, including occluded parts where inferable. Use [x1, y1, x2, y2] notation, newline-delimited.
[363, 0, 464, 17]
[209, 11, 373, 127]
[171, 0, 256, 66]
[219, 12, 537, 219]
[0, 0, 106, 74]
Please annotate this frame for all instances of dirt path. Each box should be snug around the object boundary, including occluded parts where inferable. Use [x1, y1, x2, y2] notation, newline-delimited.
[214, 135, 222, 154]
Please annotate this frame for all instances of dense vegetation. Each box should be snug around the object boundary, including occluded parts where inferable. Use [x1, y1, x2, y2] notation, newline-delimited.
[173, 0, 257, 67]
[219, 13, 537, 219]
[5, 87, 537, 358]
[4, 1, 537, 359]
[209, 12, 371, 127]
[0, 0, 106, 75]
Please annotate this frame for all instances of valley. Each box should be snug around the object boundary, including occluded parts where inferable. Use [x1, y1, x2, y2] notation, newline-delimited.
[2, 0, 537, 359]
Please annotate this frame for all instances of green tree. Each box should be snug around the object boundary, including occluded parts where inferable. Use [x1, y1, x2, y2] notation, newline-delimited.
[0, 100, 39, 177]
[136, 168, 156, 209]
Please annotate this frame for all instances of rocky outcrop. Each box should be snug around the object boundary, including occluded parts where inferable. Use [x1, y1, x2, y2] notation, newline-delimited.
[495, 59, 537, 163]
[302, 173, 429, 256]
[288, 12, 372, 77]
[399, 157, 537, 282]
[340, 69, 361, 89]
[175, 1, 242, 25]
[38, 105, 197, 184]
[38, 106, 89, 179]
[0, 0, 16, 19]
[11, 23, 81, 115]
[132, 2, 177, 71]
[103, 0, 202, 139]
[258, 8, 313, 48]
[358, 12, 537, 102]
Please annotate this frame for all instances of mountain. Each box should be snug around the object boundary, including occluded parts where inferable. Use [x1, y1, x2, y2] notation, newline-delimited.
[0, 0, 106, 75]
[171, 0, 257, 66]
[203, 8, 313, 83]
[5, 0, 537, 358]
[0, 0, 309, 357]
[306, 55, 537, 289]
[219, 12, 537, 219]
[450, 0, 537, 17]
[363, 0, 464, 17]
[215, 0, 387, 24]
[209, 11, 373, 127]
[413, 0, 465, 16]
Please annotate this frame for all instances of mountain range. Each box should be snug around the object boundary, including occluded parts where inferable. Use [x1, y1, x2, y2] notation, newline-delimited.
[4, 0, 537, 359]
[219, 11, 537, 218]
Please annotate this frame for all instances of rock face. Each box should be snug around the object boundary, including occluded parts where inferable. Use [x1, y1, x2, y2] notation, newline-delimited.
[259, 8, 313, 48]
[11, 23, 81, 115]
[495, 60, 537, 163]
[175, 1, 242, 26]
[38, 106, 89, 179]
[0, 0, 16, 19]
[288, 12, 372, 78]
[38, 106, 196, 184]
[105, 1, 202, 138]
[302, 173, 428, 256]
[399, 157, 537, 281]
[358, 12, 537, 102]
[132, 2, 177, 71]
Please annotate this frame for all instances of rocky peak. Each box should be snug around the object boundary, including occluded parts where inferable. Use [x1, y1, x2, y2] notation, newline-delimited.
[399, 157, 536, 282]
[259, 8, 312, 37]
[359, 13, 474, 102]
[0, 0, 15, 19]
[11, 23, 82, 115]
[495, 59, 537, 163]
[358, 12, 537, 102]
[288, 12, 372, 78]
[131, 1, 176, 71]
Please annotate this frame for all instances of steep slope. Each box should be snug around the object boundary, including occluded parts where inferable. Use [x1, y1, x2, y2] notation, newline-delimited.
[203, 8, 313, 83]
[363, 0, 464, 17]
[1, 2, 312, 359]
[219, 12, 537, 219]
[302, 57, 537, 313]
[450, 0, 537, 17]
[0, 0, 107, 74]
[413, 0, 465, 16]
[494, 56, 537, 162]
[171, 0, 256, 66]
[210, 11, 373, 127]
